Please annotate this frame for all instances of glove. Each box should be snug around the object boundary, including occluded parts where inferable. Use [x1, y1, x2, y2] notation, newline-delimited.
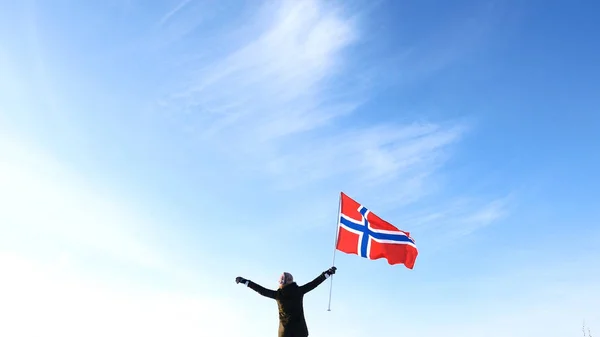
[324, 266, 337, 276]
[236, 276, 248, 284]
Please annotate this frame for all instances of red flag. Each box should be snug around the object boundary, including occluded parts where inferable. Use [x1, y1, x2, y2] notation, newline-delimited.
[336, 192, 418, 269]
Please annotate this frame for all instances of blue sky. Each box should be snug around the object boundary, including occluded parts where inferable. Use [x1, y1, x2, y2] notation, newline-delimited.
[1, 0, 599, 336]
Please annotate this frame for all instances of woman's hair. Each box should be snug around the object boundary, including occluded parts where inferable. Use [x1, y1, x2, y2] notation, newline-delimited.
[278, 272, 294, 288]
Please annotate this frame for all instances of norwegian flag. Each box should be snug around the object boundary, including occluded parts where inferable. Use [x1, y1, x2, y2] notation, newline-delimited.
[335, 192, 418, 269]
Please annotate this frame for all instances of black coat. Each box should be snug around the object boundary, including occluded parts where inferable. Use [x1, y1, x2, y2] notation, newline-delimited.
[247, 273, 327, 337]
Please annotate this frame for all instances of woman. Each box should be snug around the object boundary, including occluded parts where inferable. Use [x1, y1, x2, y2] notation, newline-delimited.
[236, 266, 337, 337]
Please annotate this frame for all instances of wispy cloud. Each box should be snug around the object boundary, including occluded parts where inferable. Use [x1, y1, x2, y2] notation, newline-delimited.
[461, 197, 509, 230]
[151, 0, 510, 242]
[163, 0, 359, 140]
[157, 0, 464, 195]
[397, 195, 512, 252]
[159, 0, 193, 26]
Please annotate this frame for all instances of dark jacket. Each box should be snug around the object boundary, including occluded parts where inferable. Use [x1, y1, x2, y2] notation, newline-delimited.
[247, 273, 328, 337]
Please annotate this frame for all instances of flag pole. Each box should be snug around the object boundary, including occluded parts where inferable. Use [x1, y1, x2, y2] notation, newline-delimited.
[327, 192, 341, 311]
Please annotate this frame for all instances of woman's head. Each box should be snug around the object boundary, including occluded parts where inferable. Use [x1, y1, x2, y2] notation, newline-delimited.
[278, 272, 294, 288]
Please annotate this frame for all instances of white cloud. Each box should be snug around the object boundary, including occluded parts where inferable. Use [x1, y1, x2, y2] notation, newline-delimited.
[159, 0, 193, 26]
[0, 253, 246, 337]
[157, 0, 466, 202]
[0, 132, 250, 335]
[461, 197, 509, 229]
[165, 0, 358, 141]
[264, 122, 464, 188]
[144, 0, 515, 248]
[0, 131, 167, 271]
[382, 194, 513, 253]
